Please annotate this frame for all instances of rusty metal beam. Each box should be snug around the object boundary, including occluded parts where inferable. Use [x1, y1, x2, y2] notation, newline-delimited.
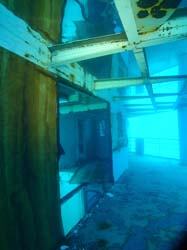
[0, 4, 96, 91]
[114, 0, 139, 43]
[94, 75, 187, 90]
[139, 8, 187, 47]
[114, 0, 157, 110]
[49, 33, 128, 66]
[49, 10, 187, 65]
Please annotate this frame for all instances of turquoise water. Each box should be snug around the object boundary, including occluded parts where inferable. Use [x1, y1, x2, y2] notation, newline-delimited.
[128, 111, 180, 159]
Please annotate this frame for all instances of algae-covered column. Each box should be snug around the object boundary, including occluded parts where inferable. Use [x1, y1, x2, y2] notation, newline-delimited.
[0, 1, 64, 250]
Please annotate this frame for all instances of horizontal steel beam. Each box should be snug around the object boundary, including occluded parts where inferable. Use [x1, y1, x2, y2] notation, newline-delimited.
[94, 77, 144, 90]
[94, 75, 187, 90]
[123, 102, 175, 107]
[59, 102, 107, 114]
[124, 103, 153, 107]
[49, 9, 187, 65]
[127, 109, 176, 117]
[150, 75, 187, 84]
[50, 33, 128, 66]
[114, 1, 185, 112]
[127, 106, 173, 112]
[127, 104, 187, 115]
[0, 4, 95, 91]
[0, 4, 51, 67]
[113, 93, 179, 101]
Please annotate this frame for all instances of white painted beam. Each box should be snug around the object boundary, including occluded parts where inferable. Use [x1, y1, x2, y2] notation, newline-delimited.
[113, 93, 179, 101]
[49, 13, 187, 65]
[0, 3, 51, 67]
[150, 75, 187, 84]
[114, 0, 139, 43]
[59, 102, 107, 114]
[123, 102, 174, 107]
[114, 0, 154, 109]
[133, 48, 148, 76]
[138, 9, 187, 48]
[49, 33, 128, 66]
[0, 4, 95, 91]
[94, 75, 187, 90]
[1, 3, 186, 95]
[126, 106, 173, 112]
[116, 0, 156, 109]
[49, 9, 187, 66]
[94, 77, 144, 90]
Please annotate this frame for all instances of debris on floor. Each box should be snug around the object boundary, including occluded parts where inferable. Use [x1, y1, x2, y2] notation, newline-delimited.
[66, 155, 187, 250]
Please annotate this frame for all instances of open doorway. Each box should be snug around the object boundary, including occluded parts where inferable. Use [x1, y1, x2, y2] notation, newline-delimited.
[57, 81, 113, 235]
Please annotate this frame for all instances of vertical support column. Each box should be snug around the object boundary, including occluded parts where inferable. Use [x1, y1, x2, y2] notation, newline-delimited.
[178, 53, 187, 165]
[178, 106, 187, 165]
[0, 1, 64, 250]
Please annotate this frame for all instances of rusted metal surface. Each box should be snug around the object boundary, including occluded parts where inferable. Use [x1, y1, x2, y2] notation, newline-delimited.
[114, 0, 186, 112]
[0, 4, 51, 67]
[49, 10, 187, 67]
[0, 4, 96, 91]
[49, 33, 128, 66]
[133, 0, 182, 33]
[1, 3, 186, 94]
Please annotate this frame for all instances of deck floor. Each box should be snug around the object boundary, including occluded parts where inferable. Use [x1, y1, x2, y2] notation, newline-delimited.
[67, 154, 187, 250]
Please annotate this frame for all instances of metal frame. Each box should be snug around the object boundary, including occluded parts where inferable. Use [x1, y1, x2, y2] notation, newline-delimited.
[1, 2, 187, 116]
[0, 4, 95, 91]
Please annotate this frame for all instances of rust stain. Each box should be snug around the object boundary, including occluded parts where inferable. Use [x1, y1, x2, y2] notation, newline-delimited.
[69, 74, 75, 82]
[70, 63, 76, 69]
[24, 53, 30, 58]
[27, 26, 32, 33]
[24, 53, 46, 67]
[138, 26, 162, 35]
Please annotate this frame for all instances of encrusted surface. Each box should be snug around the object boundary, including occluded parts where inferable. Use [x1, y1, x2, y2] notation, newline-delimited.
[67, 154, 187, 250]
